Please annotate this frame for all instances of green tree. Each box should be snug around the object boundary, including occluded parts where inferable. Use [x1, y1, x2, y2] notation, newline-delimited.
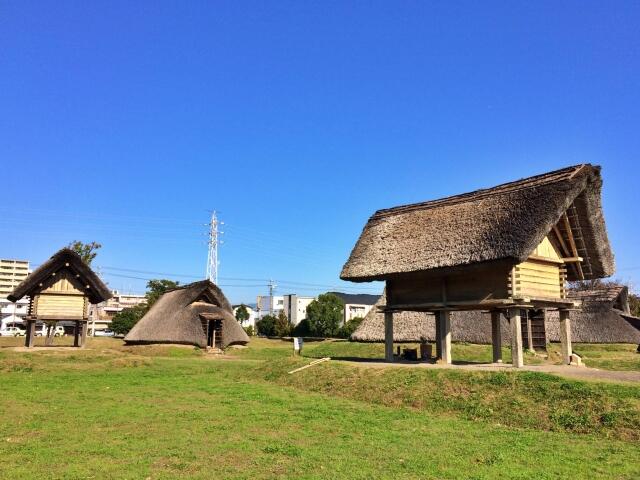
[145, 279, 179, 308]
[110, 304, 147, 335]
[273, 310, 291, 337]
[256, 315, 276, 336]
[629, 293, 640, 317]
[338, 316, 364, 339]
[235, 304, 250, 325]
[68, 240, 102, 265]
[306, 293, 344, 337]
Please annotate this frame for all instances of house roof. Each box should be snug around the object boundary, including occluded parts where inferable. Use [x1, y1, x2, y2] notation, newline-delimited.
[7, 248, 111, 304]
[124, 280, 249, 349]
[328, 292, 381, 306]
[341, 164, 614, 282]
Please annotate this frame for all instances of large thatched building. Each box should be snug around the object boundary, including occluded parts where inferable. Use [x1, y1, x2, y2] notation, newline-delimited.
[353, 287, 640, 345]
[124, 280, 249, 349]
[341, 164, 615, 367]
[7, 248, 112, 348]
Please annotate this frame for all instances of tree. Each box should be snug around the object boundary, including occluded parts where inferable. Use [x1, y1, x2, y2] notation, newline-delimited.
[629, 293, 640, 317]
[145, 279, 179, 308]
[256, 315, 276, 336]
[68, 240, 102, 265]
[338, 316, 364, 339]
[273, 310, 291, 337]
[110, 304, 147, 335]
[235, 304, 250, 325]
[306, 293, 344, 337]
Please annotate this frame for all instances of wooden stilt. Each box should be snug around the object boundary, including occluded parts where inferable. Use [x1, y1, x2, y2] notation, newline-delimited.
[509, 308, 524, 368]
[559, 310, 572, 365]
[384, 311, 394, 362]
[80, 321, 88, 348]
[436, 311, 452, 364]
[73, 320, 81, 347]
[491, 311, 502, 363]
[435, 313, 442, 359]
[526, 311, 535, 353]
[25, 320, 35, 348]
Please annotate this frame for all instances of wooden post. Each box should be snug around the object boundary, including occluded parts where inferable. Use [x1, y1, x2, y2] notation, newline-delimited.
[73, 320, 81, 347]
[435, 312, 442, 359]
[490, 311, 502, 363]
[25, 320, 35, 348]
[436, 311, 452, 364]
[384, 311, 394, 362]
[525, 311, 535, 353]
[559, 309, 572, 365]
[80, 321, 88, 348]
[509, 308, 524, 368]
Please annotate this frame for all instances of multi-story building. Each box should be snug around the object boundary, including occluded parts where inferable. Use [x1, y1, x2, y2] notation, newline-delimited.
[0, 297, 29, 329]
[92, 291, 147, 331]
[0, 258, 30, 297]
[256, 294, 315, 325]
[329, 292, 380, 324]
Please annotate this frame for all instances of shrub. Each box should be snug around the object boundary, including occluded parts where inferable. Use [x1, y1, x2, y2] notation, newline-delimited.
[110, 304, 147, 335]
[243, 325, 255, 336]
[273, 311, 291, 337]
[337, 317, 364, 338]
[306, 293, 344, 337]
[256, 315, 276, 336]
[292, 318, 312, 337]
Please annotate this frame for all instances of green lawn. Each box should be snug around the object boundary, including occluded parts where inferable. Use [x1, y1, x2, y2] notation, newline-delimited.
[1, 338, 639, 479]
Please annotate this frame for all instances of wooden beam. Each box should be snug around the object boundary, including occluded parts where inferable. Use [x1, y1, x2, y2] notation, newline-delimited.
[384, 311, 394, 362]
[491, 311, 502, 363]
[509, 308, 524, 368]
[560, 257, 583, 263]
[436, 311, 451, 364]
[559, 310, 572, 365]
[562, 213, 584, 280]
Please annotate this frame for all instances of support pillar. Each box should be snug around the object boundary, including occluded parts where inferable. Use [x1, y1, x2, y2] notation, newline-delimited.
[384, 311, 394, 362]
[436, 311, 451, 364]
[559, 310, 572, 365]
[490, 311, 502, 363]
[80, 321, 88, 348]
[525, 311, 534, 353]
[25, 320, 35, 348]
[73, 320, 81, 347]
[509, 308, 524, 368]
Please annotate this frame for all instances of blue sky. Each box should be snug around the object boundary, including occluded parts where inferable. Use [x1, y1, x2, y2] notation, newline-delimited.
[1, 1, 639, 303]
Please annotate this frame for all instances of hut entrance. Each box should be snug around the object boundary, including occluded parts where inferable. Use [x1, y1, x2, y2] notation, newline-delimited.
[520, 309, 547, 351]
[205, 318, 222, 349]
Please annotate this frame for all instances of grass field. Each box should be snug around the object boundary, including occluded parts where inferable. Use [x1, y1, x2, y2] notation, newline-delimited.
[1, 337, 639, 479]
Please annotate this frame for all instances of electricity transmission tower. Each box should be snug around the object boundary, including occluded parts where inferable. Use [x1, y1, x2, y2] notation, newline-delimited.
[206, 211, 223, 284]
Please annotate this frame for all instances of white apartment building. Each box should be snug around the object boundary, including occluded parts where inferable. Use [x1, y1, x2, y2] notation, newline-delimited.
[330, 292, 380, 324]
[0, 258, 30, 298]
[93, 291, 147, 331]
[256, 294, 316, 325]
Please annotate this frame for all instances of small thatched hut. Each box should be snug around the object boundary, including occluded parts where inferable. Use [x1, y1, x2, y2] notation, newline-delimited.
[7, 248, 112, 348]
[124, 280, 249, 349]
[341, 164, 615, 366]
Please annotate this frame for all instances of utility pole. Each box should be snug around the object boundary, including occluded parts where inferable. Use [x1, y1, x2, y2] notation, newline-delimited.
[206, 211, 223, 284]
[268, 279, 277, 315]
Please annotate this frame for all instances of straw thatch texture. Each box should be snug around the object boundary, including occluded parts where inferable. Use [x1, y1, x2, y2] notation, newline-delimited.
[546, 287, 640, 343]
[350, 291, 510, 343]
[124, 280, 249, 348]
[7, 248, 111, 304]
[341, 164, 614, 282]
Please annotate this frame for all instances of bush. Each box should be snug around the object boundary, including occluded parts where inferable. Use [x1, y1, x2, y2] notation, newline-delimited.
[243, 325, 255, 336]
[292, 318, 312, 337]
[337, 317, 364, 339]
[256, 315, 276, 336]
[273, 311, 291, 337]
[110, 304, 147, 335]
[306, 293, 344, 337]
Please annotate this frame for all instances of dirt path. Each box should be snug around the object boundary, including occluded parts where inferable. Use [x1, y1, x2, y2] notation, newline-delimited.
[340, 359, 640, 384]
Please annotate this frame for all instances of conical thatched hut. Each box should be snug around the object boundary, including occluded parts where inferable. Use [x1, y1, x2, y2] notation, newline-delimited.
[546, 286, 640, 343]
[341, 164, 615, 366]
[124, 280, 249, 349]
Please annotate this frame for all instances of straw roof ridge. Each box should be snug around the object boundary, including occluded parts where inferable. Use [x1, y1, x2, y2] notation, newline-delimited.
[7, 248, 111, 304]
[341, 164, 614, 282]
[124, 279, 248, 348]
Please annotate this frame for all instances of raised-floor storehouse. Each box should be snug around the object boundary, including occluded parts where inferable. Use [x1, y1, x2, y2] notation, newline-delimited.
[341, 164, 615, 367]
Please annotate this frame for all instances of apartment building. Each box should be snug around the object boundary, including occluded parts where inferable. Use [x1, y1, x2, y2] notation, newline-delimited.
[0, 258, 30, 297]
[329, 292, 380, 324]
[256, 294, 315, 325]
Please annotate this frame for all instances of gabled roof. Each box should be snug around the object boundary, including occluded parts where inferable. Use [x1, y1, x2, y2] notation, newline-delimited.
[124, 280, 249, 348]
[341, 164, 614, 282]
[7, 248, 111, 304]
[328, 292, 381, 306]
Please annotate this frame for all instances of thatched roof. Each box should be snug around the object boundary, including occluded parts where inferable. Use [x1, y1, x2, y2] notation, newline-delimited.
[351, 291, 509, 343]
[354, 287, 640, 345]
[7, 248, 111, 304]
[124, 280, 249, 349]
[341, 164, 614, 282]
[546, 287, 640, 344]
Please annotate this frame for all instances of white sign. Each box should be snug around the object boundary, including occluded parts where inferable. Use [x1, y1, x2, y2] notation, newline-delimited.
[293, 337, 303, 352]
